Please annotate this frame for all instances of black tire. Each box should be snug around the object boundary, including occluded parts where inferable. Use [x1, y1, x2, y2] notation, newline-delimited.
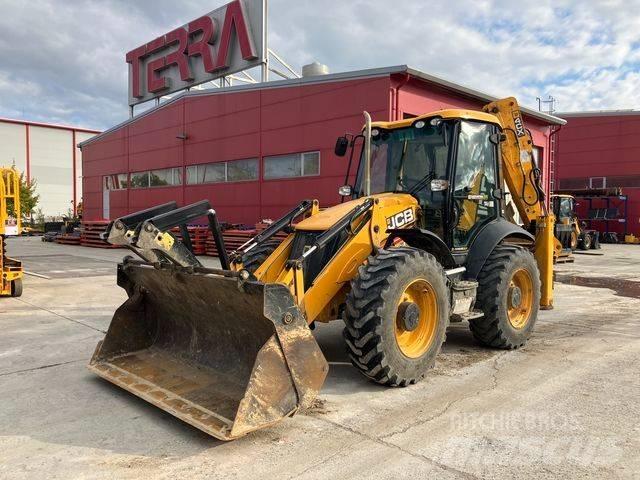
[591, 232, 600, 250]
[241, 240, 281, 274]
[470, 245, 540, 349]
[579, 232, 592, 250]
[11, 278, 23, 297]
[343, 247, 449, 387]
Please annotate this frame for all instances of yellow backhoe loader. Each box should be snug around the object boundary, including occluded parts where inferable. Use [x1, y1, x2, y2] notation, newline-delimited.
[89, 97, 555, 440]
[1, 167, 23, 297]
[551, 194, 600, 256]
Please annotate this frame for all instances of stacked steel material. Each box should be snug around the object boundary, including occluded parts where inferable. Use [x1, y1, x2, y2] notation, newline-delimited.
[169, 226, 209, 255]
[80, 221, 120, 248]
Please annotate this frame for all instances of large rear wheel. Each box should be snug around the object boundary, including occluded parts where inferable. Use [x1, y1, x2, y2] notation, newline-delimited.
[343, 247, 449, 386]
[470, 245, 540, 349]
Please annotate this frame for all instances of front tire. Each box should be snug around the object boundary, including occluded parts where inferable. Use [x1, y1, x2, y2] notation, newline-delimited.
[11, 278, 23, 297]
[241, 240, 281, 274]
[579, 232, 592, 250]
[470, 245, 540, 349]
[343, 247, 449, 387]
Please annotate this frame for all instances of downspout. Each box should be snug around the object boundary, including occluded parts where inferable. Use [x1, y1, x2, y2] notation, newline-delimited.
[393, 73, 410, 121]
[72, 130, 77, 216]
[25, 124, 30, 183]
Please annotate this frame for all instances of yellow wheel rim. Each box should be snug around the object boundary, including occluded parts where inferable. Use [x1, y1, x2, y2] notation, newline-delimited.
[507, 268, 534, 329]
[394, 279, 438, 358]
[570, 232, 578, 250]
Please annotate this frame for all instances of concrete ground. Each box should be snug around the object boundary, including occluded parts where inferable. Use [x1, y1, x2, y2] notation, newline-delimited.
[1, 237, 639, 479]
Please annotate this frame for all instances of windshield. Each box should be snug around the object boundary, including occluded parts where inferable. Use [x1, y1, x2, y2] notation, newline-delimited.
[353, 123, 451, 203]
[558, 197, 573, 218]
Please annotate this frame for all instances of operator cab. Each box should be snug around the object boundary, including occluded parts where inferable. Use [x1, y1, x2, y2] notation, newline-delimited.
[552, 195, 575, 223]
[336, 111, 504, 252]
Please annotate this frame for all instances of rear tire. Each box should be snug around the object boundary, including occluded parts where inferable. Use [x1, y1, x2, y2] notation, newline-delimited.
[241, 241, 281, 274]
[11, 278, 23, 297]
[470, 245, 540, 349]
[343, 247, 449, 387]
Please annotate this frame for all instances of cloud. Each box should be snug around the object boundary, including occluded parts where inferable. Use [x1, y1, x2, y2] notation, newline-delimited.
[0, 0, 638, 129]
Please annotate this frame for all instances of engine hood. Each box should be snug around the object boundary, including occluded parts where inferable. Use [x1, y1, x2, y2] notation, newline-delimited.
[295, 193, 418, 231]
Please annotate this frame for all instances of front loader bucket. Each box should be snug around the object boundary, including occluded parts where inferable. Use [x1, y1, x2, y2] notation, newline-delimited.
[89, 263, 328, 440]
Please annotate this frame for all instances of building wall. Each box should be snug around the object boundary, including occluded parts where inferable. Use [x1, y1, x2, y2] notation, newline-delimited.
[0, 122, 27, 174]
[82, 74, 556, 224]
[0, 120, 98, 217]
[556, 114, 640, 236]
[82, 76, 391, 222]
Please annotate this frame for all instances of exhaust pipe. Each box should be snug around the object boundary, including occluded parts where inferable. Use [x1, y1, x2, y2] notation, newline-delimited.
[363, 111, 372, 197]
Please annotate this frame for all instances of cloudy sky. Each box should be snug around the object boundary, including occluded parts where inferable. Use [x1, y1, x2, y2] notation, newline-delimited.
[1, 0, 639, 130]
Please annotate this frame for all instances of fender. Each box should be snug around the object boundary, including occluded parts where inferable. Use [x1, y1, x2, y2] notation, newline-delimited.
[385, 228, 457, 269]
[465, 219, 534, 279]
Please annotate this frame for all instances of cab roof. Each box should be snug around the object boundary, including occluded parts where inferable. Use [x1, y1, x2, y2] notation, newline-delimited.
[371, 109, 502, 130]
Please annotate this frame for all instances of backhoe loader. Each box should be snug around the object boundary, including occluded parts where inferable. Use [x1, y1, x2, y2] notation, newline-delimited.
[1, 167, 23, 297]
[89, 97, 555, 440]
[552, 193, 599, 255]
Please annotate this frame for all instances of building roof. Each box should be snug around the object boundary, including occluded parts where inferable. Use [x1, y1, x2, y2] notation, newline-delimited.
[80, 64, 565, 148]
[0, 117, 101, 134]
[372, 109, 502, 129]
[558, 110, 640, 118]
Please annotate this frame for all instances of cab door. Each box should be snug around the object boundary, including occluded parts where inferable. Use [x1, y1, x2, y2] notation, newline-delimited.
[451, 121, 499, 249]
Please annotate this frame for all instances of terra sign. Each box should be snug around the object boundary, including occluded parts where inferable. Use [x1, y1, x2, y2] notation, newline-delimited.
[126, 0, 265, 106]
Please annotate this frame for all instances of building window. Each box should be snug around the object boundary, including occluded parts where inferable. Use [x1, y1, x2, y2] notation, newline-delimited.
[104, 173, 128, 190]
[117, 173, 129, 189]
[589, 177, 606, 189]
[263, 151, 320, 180]
[130, 171, 150, 189]
[130, 168, 182, 188]
[186, 158, 258, 185]
[150, 167, 182, 187]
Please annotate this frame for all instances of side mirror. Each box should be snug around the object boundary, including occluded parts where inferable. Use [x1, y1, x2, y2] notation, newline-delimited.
[335, 136, 349, 157]
[338, 185, 352, 197]
[490, 133, 507, 144]
[430, 179, 449, 192]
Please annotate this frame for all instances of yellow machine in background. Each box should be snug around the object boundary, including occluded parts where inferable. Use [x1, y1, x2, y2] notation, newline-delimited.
[1, 167, 23, 297]
[551, 194, 600, 255]
[90, 97, 556, 440]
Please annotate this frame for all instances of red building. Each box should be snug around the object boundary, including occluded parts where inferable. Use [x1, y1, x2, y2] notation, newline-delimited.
[556, 111, 640, 237]
[80, 65, 564, 224]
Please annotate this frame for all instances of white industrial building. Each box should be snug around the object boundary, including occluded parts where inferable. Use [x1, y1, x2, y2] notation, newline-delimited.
[0, 118, 100, 217]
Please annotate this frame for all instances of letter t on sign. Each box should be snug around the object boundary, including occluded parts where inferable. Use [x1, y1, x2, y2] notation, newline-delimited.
[126, 45, 147, 98]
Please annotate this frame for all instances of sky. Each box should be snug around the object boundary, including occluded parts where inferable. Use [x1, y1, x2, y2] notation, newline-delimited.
[0, 0, 639, 130]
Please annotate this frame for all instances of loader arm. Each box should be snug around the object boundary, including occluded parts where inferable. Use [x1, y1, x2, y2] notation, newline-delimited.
[482, 97, 555, 309]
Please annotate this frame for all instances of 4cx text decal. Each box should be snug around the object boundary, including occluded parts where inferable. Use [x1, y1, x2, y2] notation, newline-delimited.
[512, 112, 526, 137]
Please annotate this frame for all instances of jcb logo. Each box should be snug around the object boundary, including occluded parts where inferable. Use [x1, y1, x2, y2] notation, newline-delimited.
[513, 113, 526, 137]
[386, 208, 415, 230]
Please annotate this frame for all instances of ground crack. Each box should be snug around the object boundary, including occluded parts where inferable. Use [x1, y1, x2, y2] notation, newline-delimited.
[15, 298, 106, 333]
[0, 358, 86, 377]
[314, 416, 481, 480]
[378, 353, 505, 441]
